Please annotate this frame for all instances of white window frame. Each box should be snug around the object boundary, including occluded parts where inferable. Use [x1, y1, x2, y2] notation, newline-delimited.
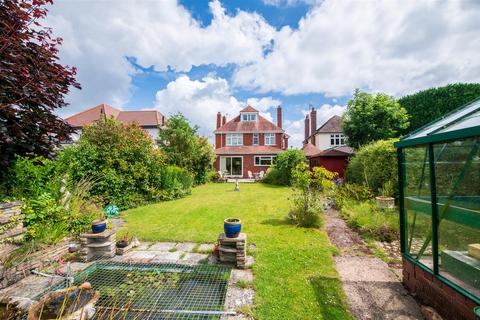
[330, 134, 346, 146]
[254, 155, 276, 166]
[226, 133, 243, 146]
[265, 133, 276, 146]
[241, 113, 257, 121]
[220, 156, 243, 177]
[253, 133, 259, 145]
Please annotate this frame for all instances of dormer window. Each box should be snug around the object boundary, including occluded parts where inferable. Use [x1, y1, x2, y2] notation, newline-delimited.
[241, 112, 257, 121]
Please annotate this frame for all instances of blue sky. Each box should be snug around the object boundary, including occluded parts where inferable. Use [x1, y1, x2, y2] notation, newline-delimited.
[47, 0, 480, 147]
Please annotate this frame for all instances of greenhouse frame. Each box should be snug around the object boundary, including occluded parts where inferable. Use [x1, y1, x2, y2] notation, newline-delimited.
[395, 98, 480, 319]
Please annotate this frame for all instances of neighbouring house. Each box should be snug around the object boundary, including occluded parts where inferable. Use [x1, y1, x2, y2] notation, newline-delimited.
[214, 105, 289, 178]
[302, 108, 354, 177]
[63, 103, 166, 143]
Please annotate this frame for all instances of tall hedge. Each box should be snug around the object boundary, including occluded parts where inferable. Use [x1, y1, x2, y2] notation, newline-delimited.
[263, 149, 307, 186]
[399, 83, 480, 132]
[345, 139, 398, 195]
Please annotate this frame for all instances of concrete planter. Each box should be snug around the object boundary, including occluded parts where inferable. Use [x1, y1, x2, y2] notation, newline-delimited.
[375, 196, 395, 209]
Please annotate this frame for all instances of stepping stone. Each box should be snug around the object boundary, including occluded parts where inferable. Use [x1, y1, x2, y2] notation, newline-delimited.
[230, 269, 254, 284]
[151, 252, 181, 263]
[180, 253, 207, 265]
[123, 251, 156, 262]
[175, 242, 197, 252]
[148, 242, 176, 252]
[198, 243, 214, 252]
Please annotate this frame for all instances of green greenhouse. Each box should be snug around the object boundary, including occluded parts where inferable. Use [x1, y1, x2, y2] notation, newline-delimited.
[395, 98, 480, 319]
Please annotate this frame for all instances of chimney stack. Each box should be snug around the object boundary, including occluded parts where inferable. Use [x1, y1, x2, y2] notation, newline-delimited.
[222, 115, 226, 126]
[310, 107, 317, 145]
[304, 114, 310, 143]
[216, 112, 222, 129]
[277, 105, 282, 128]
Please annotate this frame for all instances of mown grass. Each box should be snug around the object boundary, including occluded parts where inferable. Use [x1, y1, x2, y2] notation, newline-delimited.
[120, 183, 352, 320]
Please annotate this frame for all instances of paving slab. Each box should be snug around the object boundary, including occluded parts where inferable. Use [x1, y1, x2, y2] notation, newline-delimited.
[148, 242, 176, 251]
[180, 253, 208, 265]
[175, 242, 197, 252]
[150, 251, 181, 263]
[230, 269, 253, 285]
[198, 243, 214, 252]
[122, 250, 156, 261]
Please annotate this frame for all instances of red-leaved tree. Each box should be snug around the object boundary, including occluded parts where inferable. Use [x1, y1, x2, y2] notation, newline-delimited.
[0, 0, 80, 173]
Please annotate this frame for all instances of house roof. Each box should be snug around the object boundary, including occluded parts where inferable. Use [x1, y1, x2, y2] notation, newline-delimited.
[316, 115, 343, 133]
[214, 112, 284, 133]
[65, 103, 165, 128]
[302, 142, 321, 157]
[311, 146, 354, 157]
[240, 105, 259, 113]
[215, 146, 284, 155]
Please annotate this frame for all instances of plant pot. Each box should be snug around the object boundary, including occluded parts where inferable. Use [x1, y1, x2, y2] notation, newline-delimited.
[376, 196, 395, 209]
[116, 239, 128, 248]
[224, 218, 241, 238]
[91, 219, 107, 234]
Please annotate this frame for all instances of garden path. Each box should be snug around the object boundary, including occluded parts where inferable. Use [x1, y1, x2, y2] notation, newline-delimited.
[325, 209, 424, 320]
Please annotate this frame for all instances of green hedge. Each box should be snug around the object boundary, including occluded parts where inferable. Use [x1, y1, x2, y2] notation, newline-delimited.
[345, 139, 398, 195]
[263, 150, 307, 186]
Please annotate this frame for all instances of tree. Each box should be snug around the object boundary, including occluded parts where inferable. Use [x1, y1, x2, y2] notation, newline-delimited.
[158, 113, 215, 185]
[263, 149, 306, 186]
[342, 89, 409, 149]
[0, 0, 80, 173]
[398, 83, 480, 132]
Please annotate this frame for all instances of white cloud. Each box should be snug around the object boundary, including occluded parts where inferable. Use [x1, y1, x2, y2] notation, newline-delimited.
[47, 0, 275, 116]
[154, 75, 281, 140]
[234, 0, 480, 97]
[262, 0, 320, 7]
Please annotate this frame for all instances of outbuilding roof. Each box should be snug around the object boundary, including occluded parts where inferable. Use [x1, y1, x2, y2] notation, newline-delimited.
[302, 142, 321, 157]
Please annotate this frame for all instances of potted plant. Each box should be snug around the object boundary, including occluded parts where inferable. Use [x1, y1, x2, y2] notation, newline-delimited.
[224, 218, 241, 238]
[376, 181, 395, 209]
[116, 233, 129, 248]
[91, 212, 107, 233]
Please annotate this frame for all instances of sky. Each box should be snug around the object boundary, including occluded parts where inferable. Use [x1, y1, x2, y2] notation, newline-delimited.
[46, 0, 480, 148]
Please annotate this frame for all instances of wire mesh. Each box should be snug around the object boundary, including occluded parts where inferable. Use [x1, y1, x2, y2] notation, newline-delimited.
[52, 261, 232, 320]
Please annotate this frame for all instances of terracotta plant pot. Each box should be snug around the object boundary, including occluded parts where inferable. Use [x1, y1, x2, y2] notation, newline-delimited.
[376, 196, 395, 209]
[224, 218, 241, 238]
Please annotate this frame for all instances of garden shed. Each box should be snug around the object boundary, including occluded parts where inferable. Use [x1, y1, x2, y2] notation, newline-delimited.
[395, 98, 480, 320]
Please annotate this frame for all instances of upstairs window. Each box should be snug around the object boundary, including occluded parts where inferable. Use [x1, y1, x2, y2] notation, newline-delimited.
[241, 113, 257, 121]
[253, 133, 259, 145]
[226, 133, 243, 146]
[330, 134, 346, 146]
[265, 133, 276, 146]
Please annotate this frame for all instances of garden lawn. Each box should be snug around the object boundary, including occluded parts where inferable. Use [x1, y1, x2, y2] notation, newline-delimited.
[120, 183, 352, 320]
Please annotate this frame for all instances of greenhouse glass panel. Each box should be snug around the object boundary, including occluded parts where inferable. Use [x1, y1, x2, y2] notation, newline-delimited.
[402, 145, 433, 267]
[434, 137, 480, 297]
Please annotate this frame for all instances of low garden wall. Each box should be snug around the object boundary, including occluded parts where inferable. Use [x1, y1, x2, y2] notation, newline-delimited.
[0, 201, 69, 289]
[402, 257, 478, 320]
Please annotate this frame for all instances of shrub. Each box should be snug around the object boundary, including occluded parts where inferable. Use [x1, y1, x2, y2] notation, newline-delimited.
[340, 200, 399, 242]
[342, 89, 409, 148]
[287, 163, 323, 228]
[345, 139, 398, 195]
[158, 114, 216, 185]
[59, 117, 179, 208]
[263, 149, 306, 186]
[332, 183, 373, 209]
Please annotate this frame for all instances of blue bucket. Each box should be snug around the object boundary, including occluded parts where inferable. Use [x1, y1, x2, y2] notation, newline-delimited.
[224, 218, 241, 238]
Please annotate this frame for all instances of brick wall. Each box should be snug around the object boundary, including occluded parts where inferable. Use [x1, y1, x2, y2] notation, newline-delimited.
[402, 257, 479, 320]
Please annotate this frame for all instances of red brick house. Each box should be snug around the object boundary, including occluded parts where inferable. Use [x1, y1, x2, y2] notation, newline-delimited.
[302, 108, 354, 177]
[214, 105, 289, 178]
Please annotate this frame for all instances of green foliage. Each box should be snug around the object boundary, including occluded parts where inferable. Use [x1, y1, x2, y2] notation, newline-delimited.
[332, 183, 373, 209]
[263, 149, 307, 186]
[158, 113, 216, 185]
[345, 139, 398, 195]
[340, 200, 399, 242]
[398, 83, 480, 132]
[342, 89, 409, 148]
[60, 117, 192, 208]
[287, 163, 323, 228]
[311, 166, 338, 194]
